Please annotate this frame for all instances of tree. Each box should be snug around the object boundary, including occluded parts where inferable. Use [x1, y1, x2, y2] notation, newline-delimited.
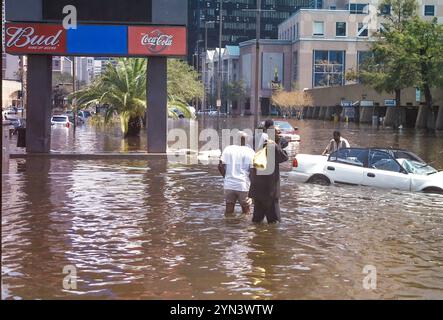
[346, 0, 419, 127]
[223, 80, 247, 112]
[70, 58, 202, 137]
[271, 88, 313, 116]
[405, 17, 443, 129]
[52, 72, 73, 87]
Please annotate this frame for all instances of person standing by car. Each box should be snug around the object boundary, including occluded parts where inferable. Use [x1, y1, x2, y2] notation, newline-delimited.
[250, 128, 289, 223]
[322, 131, 350, 156]
[255, 119, 274, 151]
[218, 131, 256, 216]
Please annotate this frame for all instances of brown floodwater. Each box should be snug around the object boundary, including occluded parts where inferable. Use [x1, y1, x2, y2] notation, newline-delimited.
[2, 117, 443, 299]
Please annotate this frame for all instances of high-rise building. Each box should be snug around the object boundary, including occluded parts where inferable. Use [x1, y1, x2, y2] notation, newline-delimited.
[188, 0, 312, 63]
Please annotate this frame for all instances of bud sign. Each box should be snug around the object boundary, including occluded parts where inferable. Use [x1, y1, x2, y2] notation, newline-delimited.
[5, 23, 67, 54]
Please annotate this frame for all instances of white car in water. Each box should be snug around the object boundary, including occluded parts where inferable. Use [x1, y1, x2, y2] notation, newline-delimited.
[289, 148, 443, 193]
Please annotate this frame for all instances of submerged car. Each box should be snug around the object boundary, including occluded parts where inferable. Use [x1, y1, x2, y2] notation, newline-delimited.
[289, 148, 443, 193]
[258, 120, 300, 142]
[51, 115, 72, 128]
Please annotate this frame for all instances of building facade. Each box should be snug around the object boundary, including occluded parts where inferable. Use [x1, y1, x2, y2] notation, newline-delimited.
[188, 0, 313, 63]
[239, 0, 443, 115]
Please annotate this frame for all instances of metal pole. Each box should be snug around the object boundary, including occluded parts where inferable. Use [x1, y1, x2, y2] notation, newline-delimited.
[254, 0, 261, 127]
[217, 0, 223, 123]
[72, 57, 76, 133]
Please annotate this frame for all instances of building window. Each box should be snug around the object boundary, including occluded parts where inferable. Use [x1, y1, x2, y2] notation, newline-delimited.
[330, 5, 336, 10]
[424, 5, 435, 16]
[357, 51, 373, 82]
[313, 21, 324, 36]
[349, 3, 369, 14]
[381, 4, 391, 15]
[336, 22, 346, 37]
[313, 50, 345, 87]
[357, 23, 368, 37]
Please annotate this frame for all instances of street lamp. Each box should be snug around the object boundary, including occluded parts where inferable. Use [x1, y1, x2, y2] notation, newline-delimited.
[243, 0, 274, 128]
[202, 21, 215, 111]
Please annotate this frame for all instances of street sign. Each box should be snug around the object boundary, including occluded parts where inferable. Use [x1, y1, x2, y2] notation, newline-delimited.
[360, 100, 374, 107]
[216, 99, 222, 108]
[341, 100, 353, 107]
[384, 99, 396, 107]
[416, 88, 421, 102]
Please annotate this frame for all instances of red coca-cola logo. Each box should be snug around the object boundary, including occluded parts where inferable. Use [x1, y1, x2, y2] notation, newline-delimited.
[141, 29, 174, 54]
[5, 23, 66, 54]
[128, 26, 187, 56]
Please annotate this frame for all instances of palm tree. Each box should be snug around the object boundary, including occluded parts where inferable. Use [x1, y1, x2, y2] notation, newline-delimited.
[71, 58, 194, 137]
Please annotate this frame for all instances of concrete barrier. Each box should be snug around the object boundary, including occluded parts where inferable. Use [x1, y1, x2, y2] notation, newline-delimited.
[359, 107, 374, 124]
[319, 106, 327, 120]
[325, 106, 335, 121]
[306, 107, 314, 119]
[436, 106, 443, 130]
[416, 106, 435, 129]
[302, 107, 308, 118]
[384, 107, 397, 127]
[313, 106, 320, 119]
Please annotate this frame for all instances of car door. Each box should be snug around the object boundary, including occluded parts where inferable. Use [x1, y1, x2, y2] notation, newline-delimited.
[326, 148, 367, 185]
[363, 150, 411, 191]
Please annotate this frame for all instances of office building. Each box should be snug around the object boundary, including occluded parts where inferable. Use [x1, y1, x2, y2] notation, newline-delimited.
[188, 0, 313, 63]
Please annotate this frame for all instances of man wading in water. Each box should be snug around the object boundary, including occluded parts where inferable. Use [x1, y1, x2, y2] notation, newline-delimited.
[249, 125, 289, 223]
[218, 131, 256, 216]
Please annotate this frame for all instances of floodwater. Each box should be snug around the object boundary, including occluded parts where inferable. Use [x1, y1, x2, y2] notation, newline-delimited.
[2, 117, 443, 299]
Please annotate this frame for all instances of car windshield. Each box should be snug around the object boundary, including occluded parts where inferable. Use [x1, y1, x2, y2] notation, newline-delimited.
[397, 158, 438, 175]
[274, 122, 293, 130]
[52, 116, 67, 122]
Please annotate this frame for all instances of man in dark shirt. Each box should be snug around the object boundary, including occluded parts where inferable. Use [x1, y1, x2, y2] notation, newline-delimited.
[249, 127, 288, 223]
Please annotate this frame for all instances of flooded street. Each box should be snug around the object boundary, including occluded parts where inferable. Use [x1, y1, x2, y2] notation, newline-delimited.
[2, 117, 443, 299]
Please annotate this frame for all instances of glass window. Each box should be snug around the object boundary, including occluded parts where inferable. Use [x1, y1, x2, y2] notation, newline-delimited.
[358, 23, 368, 37]
[381, 4, 391, 15]
[369, 150, 401, 172]
[329, 149, 368, 167]
[424, 5, 435, 16]
[336, 22, 346, 36]
[313, 21, 324, 36]
[349, 3, 369, 14]
[313, 50, 345, 87]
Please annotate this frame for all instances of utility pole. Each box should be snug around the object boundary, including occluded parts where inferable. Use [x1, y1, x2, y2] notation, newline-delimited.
[217, 0, 223, 123]
[243, 0, 273, 128]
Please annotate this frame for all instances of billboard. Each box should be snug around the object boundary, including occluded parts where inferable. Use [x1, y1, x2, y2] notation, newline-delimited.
[4, 22, 187, 57]
[5, 23, 67, 54]
[128, 26, 187, 56]
[42, 0, 152, 23]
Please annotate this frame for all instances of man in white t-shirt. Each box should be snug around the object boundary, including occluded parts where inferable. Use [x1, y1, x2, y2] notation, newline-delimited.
[218, 131, 256, 216]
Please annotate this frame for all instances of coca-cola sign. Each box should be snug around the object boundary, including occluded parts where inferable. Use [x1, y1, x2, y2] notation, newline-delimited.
[129, 26, 187, 56]
[5, 23, 67, 54]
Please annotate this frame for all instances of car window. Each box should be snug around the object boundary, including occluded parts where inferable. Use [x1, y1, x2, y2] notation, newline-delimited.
[329, 148, 368, 167]
[369, 150, 401, 172]
[274, 122, 293, 130]
[52, 116, 67, 122]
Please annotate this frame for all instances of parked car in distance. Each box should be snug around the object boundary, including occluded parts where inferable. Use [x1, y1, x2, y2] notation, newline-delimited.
[258, 120, 300, 142]
[51, 115, 72, 128]
[289, 148, 443, 193]
[2, 109, 20, 121]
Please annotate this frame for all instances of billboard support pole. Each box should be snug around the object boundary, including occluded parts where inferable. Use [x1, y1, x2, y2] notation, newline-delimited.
[26, 55, 53, 153]
[147, 56, 168, 154]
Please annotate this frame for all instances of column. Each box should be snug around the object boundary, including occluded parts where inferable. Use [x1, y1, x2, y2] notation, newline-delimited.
[147, 57, 168, 153]
[26, 55, 53, 153]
